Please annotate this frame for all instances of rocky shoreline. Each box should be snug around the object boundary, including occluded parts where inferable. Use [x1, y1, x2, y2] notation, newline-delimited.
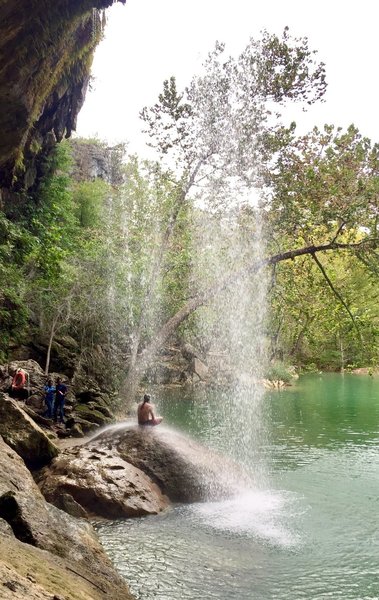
[0, 433, 134, 600]
[0, 356, 253, 600]
[0, 359, 133, 599]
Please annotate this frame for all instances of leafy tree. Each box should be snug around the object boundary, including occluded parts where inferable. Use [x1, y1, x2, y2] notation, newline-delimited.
[116, 28, 329, 399]
[120, 33, 378, 398]
[262, 124, 379, 369]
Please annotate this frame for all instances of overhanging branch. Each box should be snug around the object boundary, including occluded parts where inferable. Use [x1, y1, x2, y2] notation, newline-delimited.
[311, 253, 362, 341]
[136, 237, 375, 371]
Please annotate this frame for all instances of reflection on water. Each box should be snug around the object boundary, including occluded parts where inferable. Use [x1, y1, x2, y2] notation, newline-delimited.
[96, 374, 379, 600]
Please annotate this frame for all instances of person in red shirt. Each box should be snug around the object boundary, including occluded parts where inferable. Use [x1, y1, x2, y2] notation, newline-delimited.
[9, 368, 28, 400]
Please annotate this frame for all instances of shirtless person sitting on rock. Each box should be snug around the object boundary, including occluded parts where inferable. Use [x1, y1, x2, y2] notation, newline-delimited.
[137, 394, 163, 426]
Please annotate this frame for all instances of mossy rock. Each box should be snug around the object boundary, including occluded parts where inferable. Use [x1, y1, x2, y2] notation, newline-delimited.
[86, 401, 114, 419]
[65, 416, 99, 434]
[73, 403, 112, 426]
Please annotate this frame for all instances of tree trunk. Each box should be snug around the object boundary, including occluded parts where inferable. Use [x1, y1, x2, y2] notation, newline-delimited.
[289, 314, 314, 358]
[44, 314, 59, 375]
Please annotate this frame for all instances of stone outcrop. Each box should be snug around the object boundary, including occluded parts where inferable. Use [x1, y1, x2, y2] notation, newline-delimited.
[0, 360, 117, 438]
[143, 344, 211, 386]
[0, 394, 59, 467]
[0, 0, 126, 200]
[0, 436, 133, 599]
[70, 139, 125, 185]
[37, 440, 170, 519]
[192, 357, 209, 381]
[37, 424, 251, 519]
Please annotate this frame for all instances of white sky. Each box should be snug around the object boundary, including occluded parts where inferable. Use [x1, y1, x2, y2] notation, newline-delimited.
[77, 0, 379, 154]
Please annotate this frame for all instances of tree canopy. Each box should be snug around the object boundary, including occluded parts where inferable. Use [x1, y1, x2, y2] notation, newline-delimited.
[1, 28, 378, 402]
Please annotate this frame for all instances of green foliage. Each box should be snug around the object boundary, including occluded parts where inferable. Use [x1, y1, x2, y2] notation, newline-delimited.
[261, 121, 379, 372]
[74, 178, 109, 228]
[267, 244, 379, 370]
[264, 362, 294, 383]
[27, 143, 79, 279]
[262, 124, 379, 244]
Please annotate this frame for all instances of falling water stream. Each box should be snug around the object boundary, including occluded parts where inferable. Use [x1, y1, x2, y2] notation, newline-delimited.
[95, 374, 379, 599]
[92, 192, 379, 598]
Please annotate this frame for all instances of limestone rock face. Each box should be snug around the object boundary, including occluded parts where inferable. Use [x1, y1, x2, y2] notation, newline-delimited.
[0, 436, 133, 599]
[38, 442, 170, 519]
[0, 0, 126, 197]
[0, 394, 59, 467]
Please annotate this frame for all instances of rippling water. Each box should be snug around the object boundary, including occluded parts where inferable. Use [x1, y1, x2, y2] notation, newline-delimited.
[95, 374, 379, 599]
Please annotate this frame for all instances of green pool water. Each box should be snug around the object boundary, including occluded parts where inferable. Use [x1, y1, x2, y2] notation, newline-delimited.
[96, 374, 379, 599]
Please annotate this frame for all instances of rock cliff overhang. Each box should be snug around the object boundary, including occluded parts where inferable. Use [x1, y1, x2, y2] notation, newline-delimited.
[0, 0, 126, 198]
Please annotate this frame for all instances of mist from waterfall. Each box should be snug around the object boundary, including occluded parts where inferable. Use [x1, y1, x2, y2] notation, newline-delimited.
[189, 200, 268, 483]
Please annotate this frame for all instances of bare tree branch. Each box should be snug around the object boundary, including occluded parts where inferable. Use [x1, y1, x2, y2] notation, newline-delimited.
[311, 252, 362, 341]
[330, 220, 346, 244]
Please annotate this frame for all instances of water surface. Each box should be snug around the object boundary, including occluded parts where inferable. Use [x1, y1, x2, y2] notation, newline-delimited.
[96, 374, 379, 599]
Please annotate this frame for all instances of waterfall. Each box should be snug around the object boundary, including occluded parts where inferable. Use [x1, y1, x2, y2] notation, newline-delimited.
[189, 198, 268, 482]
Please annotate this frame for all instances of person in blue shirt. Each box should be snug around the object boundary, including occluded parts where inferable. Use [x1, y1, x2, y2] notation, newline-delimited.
[54, 377, 67, 424]
[43, 378, 55, 419]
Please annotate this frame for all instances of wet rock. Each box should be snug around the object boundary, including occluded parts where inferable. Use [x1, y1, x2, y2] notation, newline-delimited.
[55, 428, 70, 439]
[53, 493, 88, 519]
[192, 357, 209, 381]
[110, 426, 251, 502]
[38, 444, 170, 519]
[181, 342, 206, 362]
[146, 362, 185, 385]
[68, 423, 84, 438]
[0, 394, 58, 467]
[38, 425, 251, 518]
[65, 416, 99, 434]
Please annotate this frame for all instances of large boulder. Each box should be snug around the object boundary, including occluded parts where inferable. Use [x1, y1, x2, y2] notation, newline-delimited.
[0, 394, 58, 467]
[38, 424, 252, 520]
[37, 442, 170, 519]
[0, 436, 133, 599]
[4, 360, 46, 395]
[111, 426, 251, 502]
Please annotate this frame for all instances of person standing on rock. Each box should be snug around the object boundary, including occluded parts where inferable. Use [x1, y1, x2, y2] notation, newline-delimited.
[137, 394, 163, 426]
[54, 377, 67, 424]
[43, 378, 55, 419]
